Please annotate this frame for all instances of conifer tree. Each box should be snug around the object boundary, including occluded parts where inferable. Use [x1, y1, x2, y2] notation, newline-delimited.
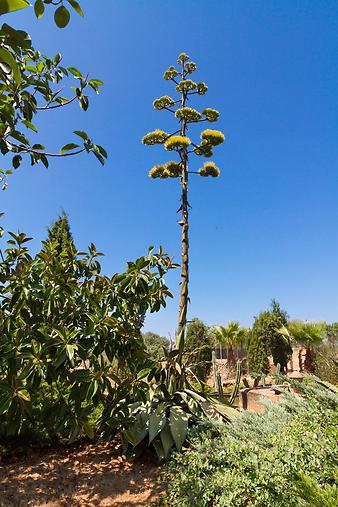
[142, 53, 224, 334]
[46, 211, 74, 255]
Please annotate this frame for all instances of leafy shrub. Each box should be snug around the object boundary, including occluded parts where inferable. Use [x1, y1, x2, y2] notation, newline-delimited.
[248, 300, 291, 374]
[0, 232, 175, 444]
[185, 318, 213, 383]
[143, 332, 169, 361]
[161, 378, 338, 507]
[314, 343, 338, 385]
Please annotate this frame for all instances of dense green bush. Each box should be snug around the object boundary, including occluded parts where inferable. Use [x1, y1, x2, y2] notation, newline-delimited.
[161, 378, 338, 507]
[248, 300, 291, 374]
[185, 318, 213, 383]
[314, 343, 338, 385]
[142, 332, 169, 362]
[0, 232, 175, 444]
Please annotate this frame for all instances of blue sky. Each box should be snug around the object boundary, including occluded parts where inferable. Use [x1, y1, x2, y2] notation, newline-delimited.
[2, 1, 338, 337]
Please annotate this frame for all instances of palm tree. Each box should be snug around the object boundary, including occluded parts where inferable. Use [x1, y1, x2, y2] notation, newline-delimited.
[287, 321, 326, 372]
[212, 322, 248, 367]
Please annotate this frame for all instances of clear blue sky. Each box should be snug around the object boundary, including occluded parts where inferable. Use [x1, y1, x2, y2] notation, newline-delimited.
[2, 1, 338, 337]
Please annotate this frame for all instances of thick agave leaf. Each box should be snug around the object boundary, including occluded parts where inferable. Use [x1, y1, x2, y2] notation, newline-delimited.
[153, 438, 165, 460]
[149, 402, 166, 443]
[170, 406, 190, 450]
[160, 424, 174, 458]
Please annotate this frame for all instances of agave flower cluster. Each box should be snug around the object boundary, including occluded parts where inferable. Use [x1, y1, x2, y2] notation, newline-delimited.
[142, 53, 224, 179]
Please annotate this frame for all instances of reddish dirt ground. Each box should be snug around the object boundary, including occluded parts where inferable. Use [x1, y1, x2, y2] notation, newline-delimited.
[0, 440, 163, 506]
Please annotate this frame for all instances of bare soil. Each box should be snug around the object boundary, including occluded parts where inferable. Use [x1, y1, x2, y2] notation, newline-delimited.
[0, 440, 163, 507]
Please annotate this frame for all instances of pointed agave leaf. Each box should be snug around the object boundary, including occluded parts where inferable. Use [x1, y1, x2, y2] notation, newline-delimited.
[159, 424, 174, 458]
[211, 400, 239, 421]
[169, 406, 189, 450]
[149, 403, 166, 444]
[152, 439, 165, 460]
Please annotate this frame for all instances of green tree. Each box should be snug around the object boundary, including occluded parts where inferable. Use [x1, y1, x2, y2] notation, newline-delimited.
[46, 211, 74, 255]
[0, 0, 106, 192]
[269, 299, 292, 371]
[287, 321, 326, 372]
[248, 300, 291, 374]
[185, 318, 212, 383]
[0, 231, 175, 441]
[325, 322, 338, 345]
[211, 321, 248, 366]
[142, 331, 169, 362]
[142, 53, 224, 335]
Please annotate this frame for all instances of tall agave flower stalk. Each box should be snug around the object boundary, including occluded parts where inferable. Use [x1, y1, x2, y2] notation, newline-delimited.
[142, 53, 225, 336]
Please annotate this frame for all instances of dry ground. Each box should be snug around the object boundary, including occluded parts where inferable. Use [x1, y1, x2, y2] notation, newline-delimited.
[0, 440, 163, 507]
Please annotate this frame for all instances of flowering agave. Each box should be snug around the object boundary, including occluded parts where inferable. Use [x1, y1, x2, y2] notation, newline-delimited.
[142, 53, 225, 335]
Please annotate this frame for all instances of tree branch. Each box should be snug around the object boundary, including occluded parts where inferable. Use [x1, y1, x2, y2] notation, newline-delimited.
[36, 95, 77, 111]
[6, 140, 86, 158]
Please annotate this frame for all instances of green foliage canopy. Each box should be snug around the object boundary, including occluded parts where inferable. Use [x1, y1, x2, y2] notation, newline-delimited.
[0, 0, 106, 191]
[248, 300, 291, 374]
[46, 211, 74, 255]
[0, 231, 175, 441]
[185, 318, 212, 383]
[142, 331, 169, 362]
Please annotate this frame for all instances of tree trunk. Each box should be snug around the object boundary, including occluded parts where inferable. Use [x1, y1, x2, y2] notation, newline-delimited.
[227, 345, 235, 368]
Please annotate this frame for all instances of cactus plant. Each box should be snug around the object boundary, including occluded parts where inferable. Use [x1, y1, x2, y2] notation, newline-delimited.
[229, 360, 242, 405]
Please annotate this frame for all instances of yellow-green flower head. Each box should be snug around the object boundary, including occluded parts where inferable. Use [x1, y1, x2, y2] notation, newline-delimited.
[175, 107, 201, 122]
[165, 135, 191, 151]
[197, 82, 208, 95]
[142, 130, 168, 145]
[200, 129, 225, 146]
[153, 96, 176, 110]
[177, 52, 190, 64]
[164, 65, 179, 81]
[202, 108, 220, 122]
[176, 79, 197, 93]
[166, 160, 181, 177]
[198, 161, 220, 177]
[186, 61, 197, 74]
[149, 164, 165, 178]
[193, 140, 213, 157]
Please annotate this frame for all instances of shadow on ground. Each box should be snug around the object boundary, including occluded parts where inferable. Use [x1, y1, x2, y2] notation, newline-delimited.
[0, 440, 163, 506]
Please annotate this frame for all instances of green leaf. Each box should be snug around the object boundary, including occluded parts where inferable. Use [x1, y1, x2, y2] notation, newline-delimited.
[0, 0, 30, 15]
[0, 47, 21, 84]
[34, 0, 44, 18]
[22, 119, 38, 133]
[17, 389, 30, 402]
[74, 130, 88, 141]
[54, 5, 70, 28]
[12, 154, 22, 169]
[67, 0, 83, 17]
[67, 66, 82, 78]
[83, 421, 94, 439]
[96, 145, 108, 158]
[152, 439, 165, 460]
[59, 143, 80, 154]
[149, 403, 166, 444]
[160, 424, 174, 458]
[169, 406, 189, 450]
[0, 395, 11, 415]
